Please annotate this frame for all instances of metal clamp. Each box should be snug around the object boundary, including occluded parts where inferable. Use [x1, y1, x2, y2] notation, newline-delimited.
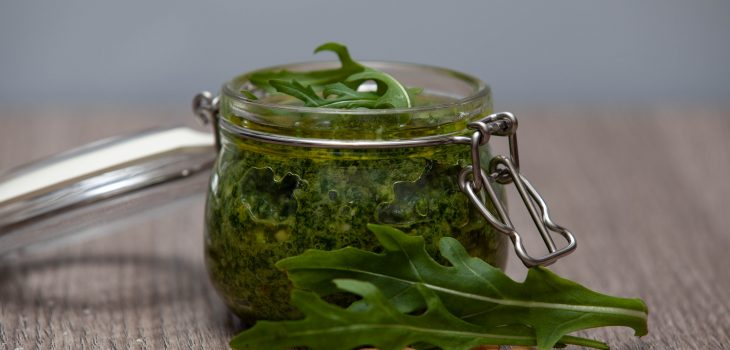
[192, 92, 221, 150]
[458, 112, 576, 267]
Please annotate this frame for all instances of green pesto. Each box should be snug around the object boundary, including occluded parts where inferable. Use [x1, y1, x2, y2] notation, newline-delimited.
[204, 129, 507, 322]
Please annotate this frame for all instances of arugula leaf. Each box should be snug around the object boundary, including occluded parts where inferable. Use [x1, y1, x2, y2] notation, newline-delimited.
[322, 82, 379, 100]
[269, 80, 378, 109]
[230, 279, 609, 350]
[270, 72, 413, 109]
[344, 69, 412, 108]
[239, 89, 258, 100]
[277, 224, 649, 350]
[251, 42, 416, 109]
[249, 42, 365, 90]
[268, 80, 323, 107]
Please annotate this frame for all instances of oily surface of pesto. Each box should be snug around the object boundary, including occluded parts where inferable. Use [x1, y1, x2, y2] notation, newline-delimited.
[204, 133, 507, 322]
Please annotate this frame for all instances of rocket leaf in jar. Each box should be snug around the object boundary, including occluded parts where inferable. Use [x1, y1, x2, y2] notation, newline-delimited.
[250, 42, 365, 89]
[249, 42, 417, 108]
[269, 72, 412, 109]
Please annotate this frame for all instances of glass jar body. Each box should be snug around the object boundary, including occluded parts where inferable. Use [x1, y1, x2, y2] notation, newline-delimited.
[205, 138, 507, 321]
[203, 61, 507, 321]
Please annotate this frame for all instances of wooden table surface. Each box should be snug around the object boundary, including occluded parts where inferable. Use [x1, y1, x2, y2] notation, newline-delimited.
[0, 106, 728, 350]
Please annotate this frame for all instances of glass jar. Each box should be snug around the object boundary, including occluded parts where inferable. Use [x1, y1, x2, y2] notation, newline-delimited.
[204, 61, 508, 322]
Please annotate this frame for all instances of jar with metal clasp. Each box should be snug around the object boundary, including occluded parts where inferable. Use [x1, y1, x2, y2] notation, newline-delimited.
[0, 60, 576, 323]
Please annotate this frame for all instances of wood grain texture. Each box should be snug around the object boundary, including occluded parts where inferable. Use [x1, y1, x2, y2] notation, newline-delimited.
[0, 106, 728, 349]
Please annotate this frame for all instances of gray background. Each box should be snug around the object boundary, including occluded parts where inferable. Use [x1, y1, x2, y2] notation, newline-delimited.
[0, 0, 728, 107]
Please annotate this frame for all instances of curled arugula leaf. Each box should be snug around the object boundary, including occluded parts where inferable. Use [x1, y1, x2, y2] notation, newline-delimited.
[343, 70, 412, 108]
[249, 42, 415, 109]
[269, 72, 412, 109]
[230, 279, 609, 350]
[276, 224, 649, 350]
[249, 42, 365, 90]
[268, 80, 379, 109]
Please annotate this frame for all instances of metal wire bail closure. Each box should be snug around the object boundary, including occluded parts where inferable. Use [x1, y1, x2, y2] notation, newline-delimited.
[190, 92, 576, 267]
[458, 112, 576, 267]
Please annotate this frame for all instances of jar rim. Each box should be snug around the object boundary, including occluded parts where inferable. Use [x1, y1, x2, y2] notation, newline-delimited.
[221, 60, 491, 115]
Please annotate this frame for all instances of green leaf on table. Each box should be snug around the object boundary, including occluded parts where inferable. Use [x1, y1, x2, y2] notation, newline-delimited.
[277, 224, 649, 350]
[229, 279, 609, 350]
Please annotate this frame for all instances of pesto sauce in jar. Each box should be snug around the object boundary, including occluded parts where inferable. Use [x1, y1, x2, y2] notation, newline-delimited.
[205, 64, 506, 322]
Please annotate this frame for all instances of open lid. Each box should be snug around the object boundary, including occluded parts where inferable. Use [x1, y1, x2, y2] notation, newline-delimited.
[0, 127, 215, 256]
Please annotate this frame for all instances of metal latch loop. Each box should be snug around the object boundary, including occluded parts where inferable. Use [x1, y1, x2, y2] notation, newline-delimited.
[460, 112, 576, 267]
[192, 91, 221, 150]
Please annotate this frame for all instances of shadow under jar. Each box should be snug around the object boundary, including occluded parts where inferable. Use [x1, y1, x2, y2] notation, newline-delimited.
[204, 61, 508, 322]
